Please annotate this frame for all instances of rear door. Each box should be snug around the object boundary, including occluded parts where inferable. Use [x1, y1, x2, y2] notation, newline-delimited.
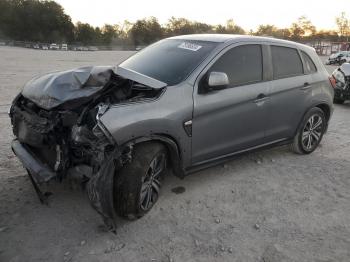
[265, 45, 312, 141]
[191, 43, 270, 164]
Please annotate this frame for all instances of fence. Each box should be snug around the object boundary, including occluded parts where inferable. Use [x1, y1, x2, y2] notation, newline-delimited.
[305, 41, 350, 56]
[0, 40, 137, 51]
[2, 39, 350, 55]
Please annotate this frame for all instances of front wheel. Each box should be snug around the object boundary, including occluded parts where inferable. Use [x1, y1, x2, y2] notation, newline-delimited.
[290, 108, 326, 154]
[114, 142, 167, 220]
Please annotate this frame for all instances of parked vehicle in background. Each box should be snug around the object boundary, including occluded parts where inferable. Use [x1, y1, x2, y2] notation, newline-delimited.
[73, 46, 85, 51]
[61, 44, 68, 51]
[331, 63, 350, 104]
[49, 43, 59, 50]
[0, 41, 6, 46]
[326, 51, 350, 65]
[42, 45, 49, 50]
[33, 44, 40, 49]
[88, 46, 98, 51]
[9, 35, 334, 229]
[337, 52, 350, 65]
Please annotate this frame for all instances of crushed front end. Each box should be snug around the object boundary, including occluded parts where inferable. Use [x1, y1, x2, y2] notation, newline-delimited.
[9, 66, 165, 230]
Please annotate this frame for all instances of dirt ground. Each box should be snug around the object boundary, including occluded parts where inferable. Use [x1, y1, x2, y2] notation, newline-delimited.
[0, 46, 349, 262]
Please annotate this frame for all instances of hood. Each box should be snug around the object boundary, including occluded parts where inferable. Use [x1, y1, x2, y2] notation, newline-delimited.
[22, 66, 114, 110]
[21, 66, 167, 110]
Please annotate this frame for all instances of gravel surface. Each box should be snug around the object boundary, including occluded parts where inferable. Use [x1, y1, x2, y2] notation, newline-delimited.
[0, 46, 349, 262]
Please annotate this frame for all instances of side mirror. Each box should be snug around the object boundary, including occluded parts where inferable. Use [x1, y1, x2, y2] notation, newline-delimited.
[208, 72, 229, 89]
[198, 71, 229, 94]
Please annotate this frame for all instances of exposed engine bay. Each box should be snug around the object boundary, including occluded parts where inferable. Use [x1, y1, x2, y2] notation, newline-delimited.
[9, 66, 165, 230]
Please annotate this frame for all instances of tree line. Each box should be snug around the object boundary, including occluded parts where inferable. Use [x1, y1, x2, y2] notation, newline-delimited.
[0, 0, 349, 46]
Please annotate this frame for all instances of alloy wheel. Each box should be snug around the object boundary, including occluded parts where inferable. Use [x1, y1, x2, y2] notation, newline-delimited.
[139, 153, 166, 211]
[301, 114, 324, 151]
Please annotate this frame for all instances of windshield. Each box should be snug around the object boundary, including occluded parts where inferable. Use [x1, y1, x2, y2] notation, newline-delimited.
[119, 39, 219, 86]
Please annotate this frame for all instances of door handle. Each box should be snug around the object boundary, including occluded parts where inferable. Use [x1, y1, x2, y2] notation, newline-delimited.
[300, 82, 311, 90]
[254, 93, 269, 103]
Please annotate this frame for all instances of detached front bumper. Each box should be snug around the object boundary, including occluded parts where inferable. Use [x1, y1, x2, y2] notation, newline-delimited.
[11, 139, 56, 184]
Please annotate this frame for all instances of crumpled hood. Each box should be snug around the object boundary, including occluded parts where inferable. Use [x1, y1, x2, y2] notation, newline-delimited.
[21, 65, 167, 110]
[21, 66, 114, 110]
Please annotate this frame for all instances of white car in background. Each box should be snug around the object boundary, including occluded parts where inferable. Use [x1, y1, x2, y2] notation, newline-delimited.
[88, 46, 98, 51]
[49, 43, 59, 50]
[61, 44, 68, 51]
[326, 51, 350, 65]
[338, 52, 350, 65]
[42, 45, 49, 50]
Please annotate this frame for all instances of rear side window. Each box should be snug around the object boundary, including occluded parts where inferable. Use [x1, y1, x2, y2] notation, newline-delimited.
[271, 46, 303, 79]
[301, 51, 317, 74]
[210, 44, 263, 87]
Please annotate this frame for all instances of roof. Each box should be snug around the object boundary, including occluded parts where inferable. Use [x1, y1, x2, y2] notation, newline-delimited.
[167, 34, 313, 50]
[168, 34, 244, 43]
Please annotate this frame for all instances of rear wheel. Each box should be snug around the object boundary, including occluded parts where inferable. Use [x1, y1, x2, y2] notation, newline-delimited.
[114, 142, 167, 220]
[290, 108, 326, 154]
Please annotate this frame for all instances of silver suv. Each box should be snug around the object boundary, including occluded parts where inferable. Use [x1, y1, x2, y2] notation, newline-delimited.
[10, 35, 334, 229]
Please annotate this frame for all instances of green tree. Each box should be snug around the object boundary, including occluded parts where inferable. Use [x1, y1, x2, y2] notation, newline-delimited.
[129, 17, 163, 46]
[0, 0, 74, 42]
[313, 30, 339, 42]
[166, 17, 196, 36]
[215, 19, 245, 34]
[254, 25, 290, 39]
[335, 12, 349, 40]
[290, 16, 316, 40]
[255, 24, 277, 36]
[101, 24, 117, 45]
[75, 22, 99, 44]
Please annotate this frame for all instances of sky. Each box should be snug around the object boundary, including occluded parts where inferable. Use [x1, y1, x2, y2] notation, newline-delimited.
[55, 0, 348, 31]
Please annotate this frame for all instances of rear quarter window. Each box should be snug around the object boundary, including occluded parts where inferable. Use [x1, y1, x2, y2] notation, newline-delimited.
[301, 51, 317, 74]
[271, 46, 303, 79]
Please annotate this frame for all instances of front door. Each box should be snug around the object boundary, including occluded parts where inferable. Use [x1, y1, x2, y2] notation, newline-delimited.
[191, 44, 270, 165]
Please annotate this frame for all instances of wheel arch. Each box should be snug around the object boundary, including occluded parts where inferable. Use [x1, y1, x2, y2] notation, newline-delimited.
[315, 103, 331, 122]
[121, 134, 185, 178]
[294, 102, 332, 137]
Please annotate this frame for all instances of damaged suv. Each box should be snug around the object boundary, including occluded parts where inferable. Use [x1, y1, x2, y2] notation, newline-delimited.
[10, 35, 334, 229]
[331, 63, 350, 104]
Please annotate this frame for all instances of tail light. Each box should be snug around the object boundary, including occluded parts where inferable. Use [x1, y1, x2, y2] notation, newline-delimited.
[329, 75, 336, 88]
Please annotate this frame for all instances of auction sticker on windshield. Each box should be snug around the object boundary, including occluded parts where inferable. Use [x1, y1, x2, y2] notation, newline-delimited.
[178, 42, 202, 51]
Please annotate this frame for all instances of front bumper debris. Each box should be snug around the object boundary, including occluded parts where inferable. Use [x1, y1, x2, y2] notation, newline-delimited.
[11, 139, 56, 183]
[11, 139, 55, 204]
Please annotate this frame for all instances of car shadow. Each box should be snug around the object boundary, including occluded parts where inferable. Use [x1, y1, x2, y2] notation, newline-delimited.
[1, 144, 292, 230]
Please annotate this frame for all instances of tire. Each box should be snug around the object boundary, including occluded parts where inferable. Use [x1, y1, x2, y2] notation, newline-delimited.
[114, 142, 167, 220]
[290, 107, 326, 154]
[334, 98, 345, 104]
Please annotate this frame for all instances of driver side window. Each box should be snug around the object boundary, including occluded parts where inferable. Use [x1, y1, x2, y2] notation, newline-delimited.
[209, 44, 263, 87]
